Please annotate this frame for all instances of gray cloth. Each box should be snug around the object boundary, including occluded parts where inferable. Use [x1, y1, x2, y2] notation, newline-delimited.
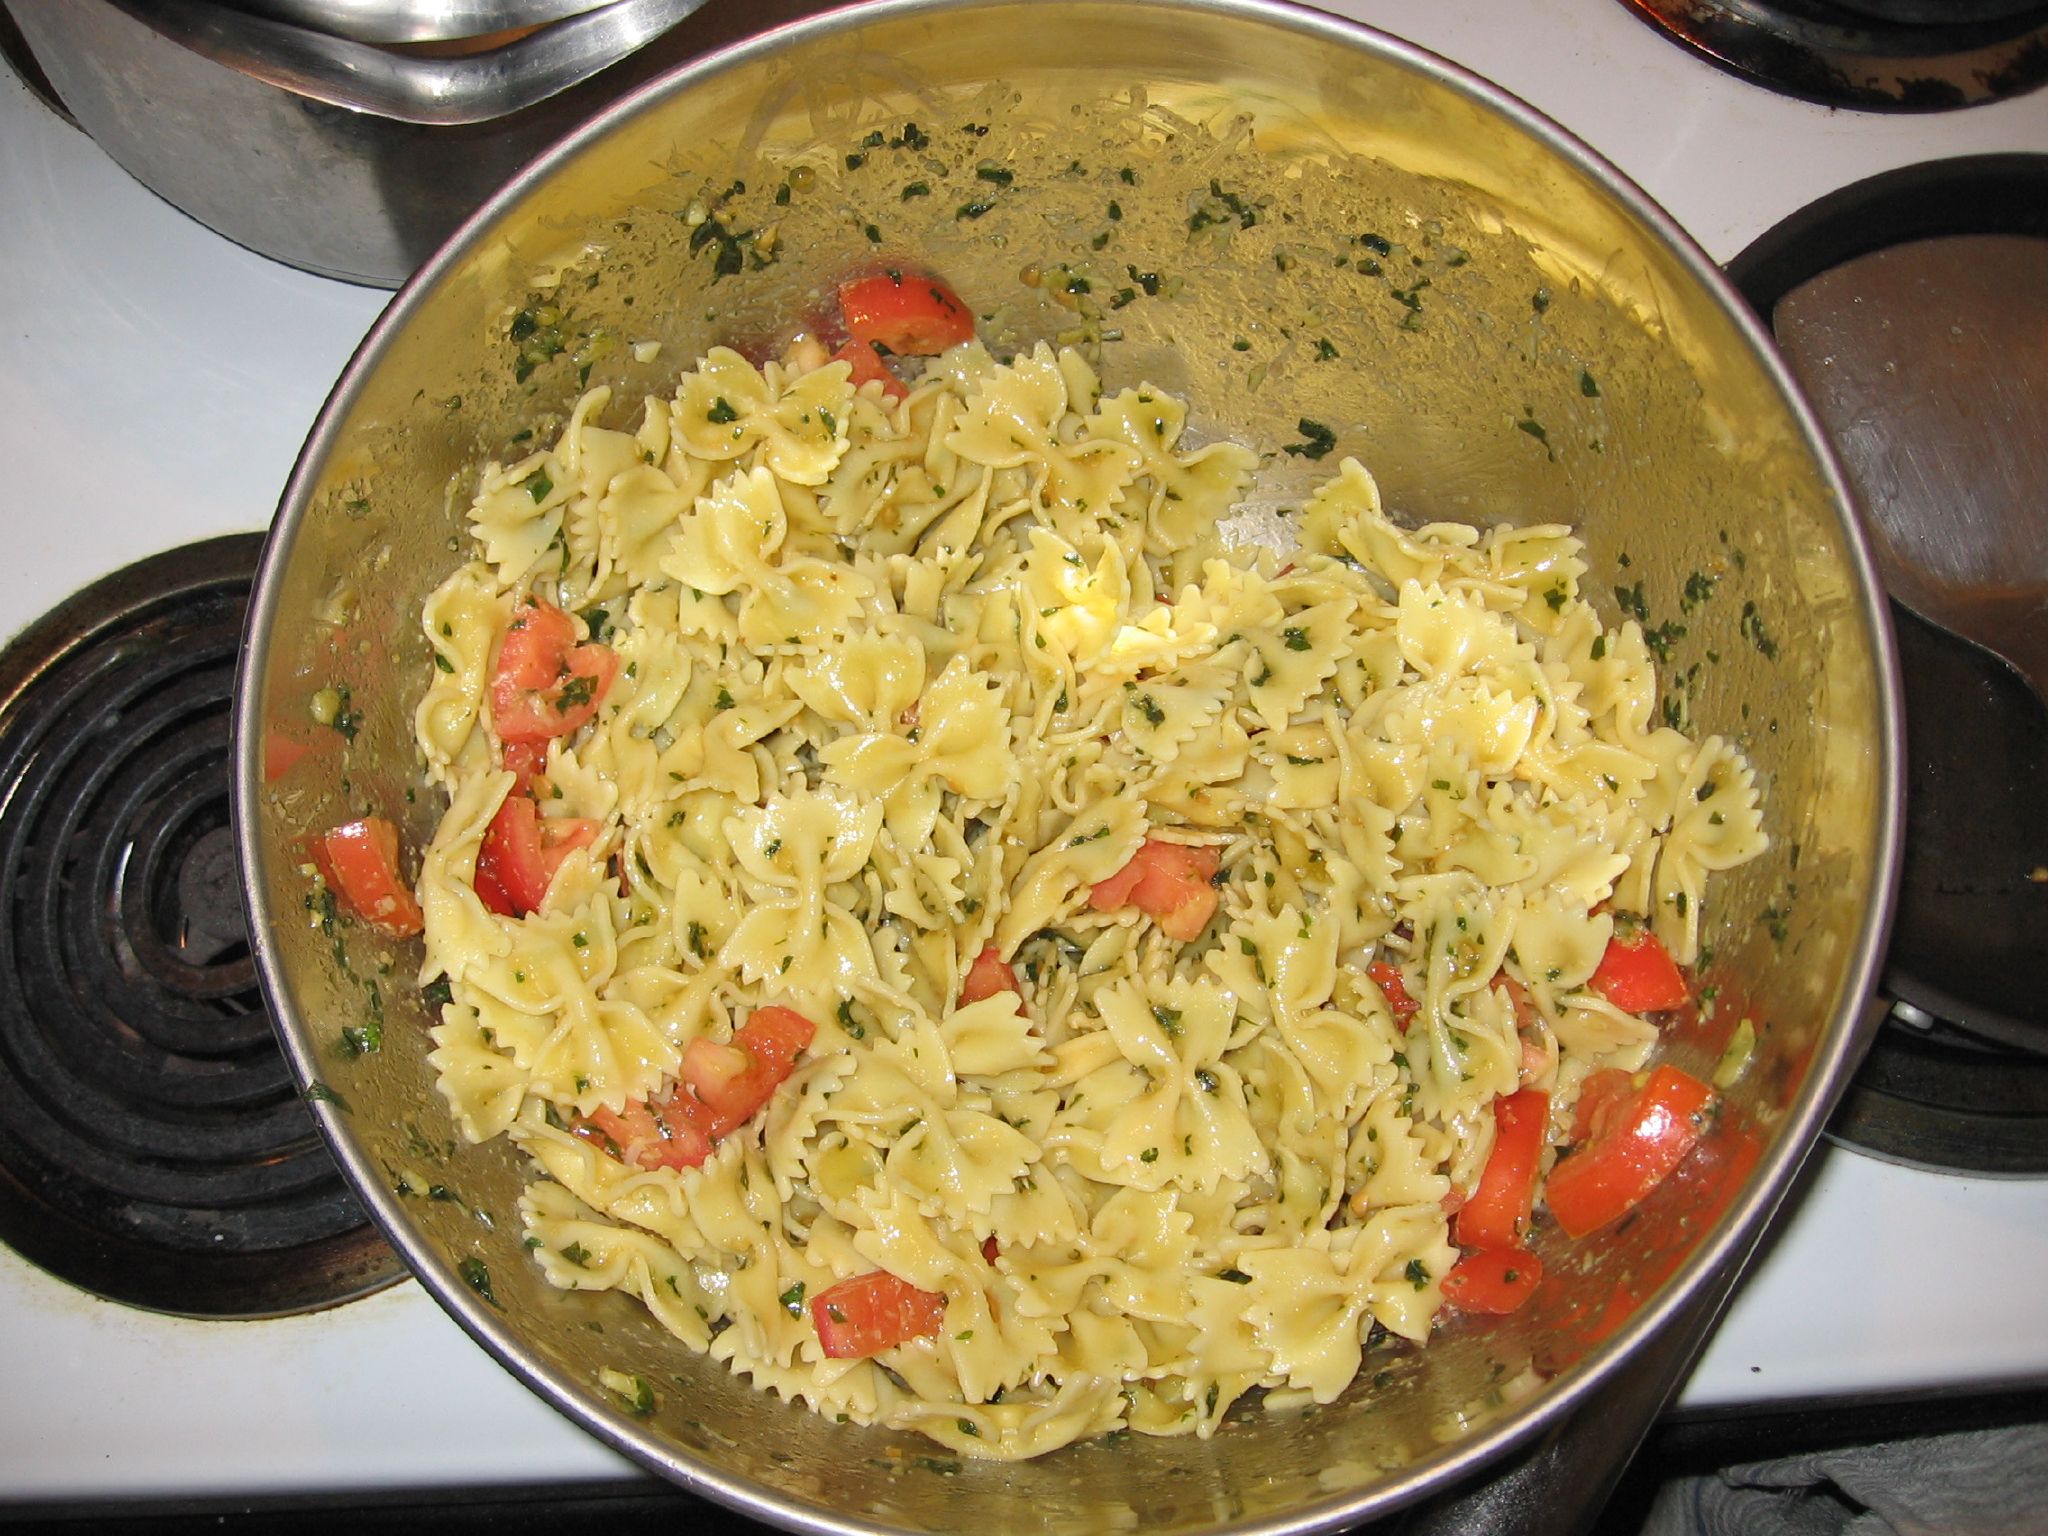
[1640, 1423, 2048, 1536]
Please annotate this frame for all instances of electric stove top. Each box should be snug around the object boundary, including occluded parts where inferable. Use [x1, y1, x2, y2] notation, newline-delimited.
[2, 0, 2046, 1515]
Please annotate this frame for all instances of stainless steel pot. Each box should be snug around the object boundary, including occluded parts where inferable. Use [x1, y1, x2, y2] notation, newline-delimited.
[5, 0, 823, 284]
[234, 2, 1902, 1529]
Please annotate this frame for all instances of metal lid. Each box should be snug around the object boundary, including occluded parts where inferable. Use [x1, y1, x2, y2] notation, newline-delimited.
[142, 0, 709, 125]
[210, 0, 623, 45]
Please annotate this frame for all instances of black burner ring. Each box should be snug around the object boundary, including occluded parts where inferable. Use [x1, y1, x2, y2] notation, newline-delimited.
[0, 535, 402, 1317]
[1621, 0, 2048, 110]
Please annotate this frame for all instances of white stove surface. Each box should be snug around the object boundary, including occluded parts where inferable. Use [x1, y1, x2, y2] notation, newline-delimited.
[4, 0, 2047, 1505]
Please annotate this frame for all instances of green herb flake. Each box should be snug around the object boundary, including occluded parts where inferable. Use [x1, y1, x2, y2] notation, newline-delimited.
[836, 998, 866, 1040]
[1283, 418, 1337, 460]
[779, 1281, 806, 1316]
[1740, 600, 1781, 661]
[1282, 625, 1311, 652]
[459, 1256, 501, 1308]
[1405, 1258, 1431, 1291]
[706, 396, 739, 424]
[339, 1020, 382, 1059]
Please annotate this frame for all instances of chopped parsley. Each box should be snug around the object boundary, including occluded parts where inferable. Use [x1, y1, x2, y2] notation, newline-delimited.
[458, 1256, 501, 1308]
[1283, 418, 1337, 460]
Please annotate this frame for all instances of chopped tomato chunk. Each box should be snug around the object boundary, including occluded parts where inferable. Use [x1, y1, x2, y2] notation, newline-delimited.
[501, 738, 548, 793]
[311, 817, 423, 938]
[1547, 1064, 1716, 1239]
[1088, 839, 1221, 941]
[1443, 1247, 1544, 1315]
[262, 726, 328, 783]
[1456, 1089, 1550, 1250]
[577, 1100, 711, 1172]
[960, 945, 1022, 1008]
[832, 339, 908, 401]
[491, 600, 618, 745]
[1368, 960, 1420, 1029]
[672, 1004, 817, 1142]
[1588, 927, 1689, 1013]
[474, 793, 598, 918]
[1570, 1066, 1640, 1144]
[576, 1006, 815, 1174]
[811, 1269, 948, 1358]
[837, 272, 975, 357]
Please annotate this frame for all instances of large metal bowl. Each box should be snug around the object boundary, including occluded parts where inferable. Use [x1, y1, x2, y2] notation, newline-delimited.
[234, 1, 1900, 1529]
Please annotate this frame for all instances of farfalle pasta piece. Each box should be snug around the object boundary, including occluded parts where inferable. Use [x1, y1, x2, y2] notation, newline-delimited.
[945, 343, 1139, 538]
[670, 347, 852, 485]
[416, 563, 508, 784]
[1061, 976, 1267, 1193]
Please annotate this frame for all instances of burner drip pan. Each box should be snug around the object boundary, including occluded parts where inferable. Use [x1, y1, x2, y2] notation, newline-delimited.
[1621, 0, 2048, 109]
[0, 535, 402, 1317]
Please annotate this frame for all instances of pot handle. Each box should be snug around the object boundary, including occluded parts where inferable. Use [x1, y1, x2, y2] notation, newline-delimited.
[1387, 1243, 1750, 1536]
[116, 0, 710, 126]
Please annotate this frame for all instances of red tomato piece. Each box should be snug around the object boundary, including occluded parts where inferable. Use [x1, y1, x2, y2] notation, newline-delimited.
[502, 738, 549, 794]
[1456, 1089, 1550, 1250]
[262, 727, 322, 783]
[1571, 1066, 1640, 1144]
[831, 339, 908, 401]
[492, 600, 618, 745]
[810, 1269, 948, 1359]
[1087, 858, 1146, 911]
[577, 1100, 711, 1173]
[1443, 1247, 1544, 1315]
[673, 1005, 818, 1142]
[473, 854, 518, 918]
[981, 1235, 1001, 1265]
[1546, 1064, 1716, 1239]
[474, 793, 598, 918]
[1088, 840, 1221, 941]
[1368, 960, 1421, 1029]
[1588, 927, 1689, 1013]
[960, 945, 1022, 1008]
[837, 272, 975, 356]
[311, 817, 424, 938]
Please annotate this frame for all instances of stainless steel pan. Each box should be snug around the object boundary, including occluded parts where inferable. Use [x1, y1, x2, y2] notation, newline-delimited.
[234, 2, 1901, 1529]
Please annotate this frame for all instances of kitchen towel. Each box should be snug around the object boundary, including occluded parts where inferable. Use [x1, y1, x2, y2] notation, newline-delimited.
[1640, 1422, 2048, 1536]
